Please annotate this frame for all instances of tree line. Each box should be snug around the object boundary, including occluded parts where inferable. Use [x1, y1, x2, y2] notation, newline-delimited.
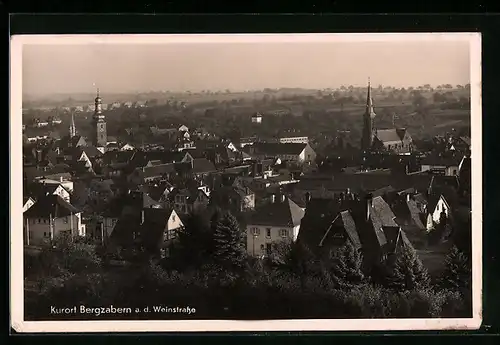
[25, 208, 472, 320]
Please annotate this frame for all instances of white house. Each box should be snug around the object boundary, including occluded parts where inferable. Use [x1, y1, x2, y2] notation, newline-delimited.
[120, 143, 135, 151]
[246, 194, 305, 257]
[278, 136, 309, 144]
[23, 196, 35, 213]
[23, 195, 85, 246]
[251, 112, 263, 124]
[35, 178, 75, 194]
[178, 125, 189, 132]
[426, 194, 452, 232]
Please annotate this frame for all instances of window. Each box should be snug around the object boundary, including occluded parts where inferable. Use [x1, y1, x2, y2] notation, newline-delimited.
[172, 214, 176, 222]
[260, 244, 265, 251]
[43, 232, 47, 237]
[279, 229, 288, 237]
[163, 231, 169, 242]
[266, 228, 271, 238]
[43, 219, 47, 224]
[64, 217, 69, 224]
[252, 227, 260, 236]
[38, 219, 41, 224]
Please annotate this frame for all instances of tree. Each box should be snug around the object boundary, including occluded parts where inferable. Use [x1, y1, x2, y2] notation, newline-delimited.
[171, 211, 214, 269]
[386, 246, 430, 292]
[329, 241, 365, 289]
[439, 246, 471, 291]
[212, 211, 247, 270]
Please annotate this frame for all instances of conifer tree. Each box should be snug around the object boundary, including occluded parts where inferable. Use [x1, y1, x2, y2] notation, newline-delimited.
[386, 245, 430, 292]
[329, 241, 365, 289]
[440, 245, 471, 291]
[212, 211, 247, 270]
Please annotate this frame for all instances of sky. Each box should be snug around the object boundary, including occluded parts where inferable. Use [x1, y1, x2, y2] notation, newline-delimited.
[21, 35, 472, 96]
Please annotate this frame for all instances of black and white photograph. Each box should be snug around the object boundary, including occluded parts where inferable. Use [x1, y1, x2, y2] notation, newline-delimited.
[10, 33, 482, 332]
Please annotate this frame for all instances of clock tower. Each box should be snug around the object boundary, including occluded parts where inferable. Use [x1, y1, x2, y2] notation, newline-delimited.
[92, 89, 107, 149]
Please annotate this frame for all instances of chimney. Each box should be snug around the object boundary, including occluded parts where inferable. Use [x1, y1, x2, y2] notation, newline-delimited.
[270, 194, 276, 203]
[60, 176, 64, 182]
[365, 193, 373, 221]
[141, 210, 145, 225]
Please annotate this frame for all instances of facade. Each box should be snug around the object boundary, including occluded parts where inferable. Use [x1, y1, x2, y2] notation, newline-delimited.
[246, 195, 305, 257]
[23, 195, 85, 246]
[278, 136, 309, 144]
[372, 128, 413, 155]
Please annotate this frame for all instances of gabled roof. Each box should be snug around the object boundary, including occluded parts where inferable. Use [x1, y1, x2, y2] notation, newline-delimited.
[248, 197, 305, 227]
[25, 182, 68, 201]
[25, 194, 79, 218]
[192, 158, 217, 174]
[102, 150, 136, 165]
[252, 142, 308, 156]
[81, 146, 103, 159]
[141, 163, 177, 179]
[374, 128, 406, 143]
[141, 207, 179, 249]
[319, 210, 361, 250]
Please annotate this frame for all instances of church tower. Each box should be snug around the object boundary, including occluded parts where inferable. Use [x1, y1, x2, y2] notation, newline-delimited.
[361, 79, 376, 151]
[92, 89, 107, 149]
[69, 111, 76, 138]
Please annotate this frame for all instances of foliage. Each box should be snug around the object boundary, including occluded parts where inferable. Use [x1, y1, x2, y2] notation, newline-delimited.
[212, 211, 247, 271]
[385, 246, 431, 292]
[439, 246, 471, 291]
[170, 211, 214, 270]
[329, 241, 365, 289]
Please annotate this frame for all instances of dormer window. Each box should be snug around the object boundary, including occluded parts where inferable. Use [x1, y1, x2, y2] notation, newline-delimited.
[333, 233, 343, 239]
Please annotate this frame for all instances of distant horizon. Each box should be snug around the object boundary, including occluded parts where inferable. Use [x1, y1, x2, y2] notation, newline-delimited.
[22, 82, 470, 99]
[21, 34, 471, 97]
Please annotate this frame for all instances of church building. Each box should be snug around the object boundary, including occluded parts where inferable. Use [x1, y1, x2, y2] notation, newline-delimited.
[361, 80, 413, 155]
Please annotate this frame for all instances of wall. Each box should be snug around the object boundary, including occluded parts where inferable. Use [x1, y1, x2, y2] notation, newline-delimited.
[300, 144, 317, 163]
[431, 197, 450, 224]
[246, 224, 299, 257]
[24, 213, 84, 245]
[23, 198, 35, 213]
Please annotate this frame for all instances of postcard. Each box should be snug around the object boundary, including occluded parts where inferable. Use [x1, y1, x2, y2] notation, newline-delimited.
[10, 33, 482, 332]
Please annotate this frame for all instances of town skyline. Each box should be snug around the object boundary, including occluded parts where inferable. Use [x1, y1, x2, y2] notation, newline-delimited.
[22, 35, 471, 96]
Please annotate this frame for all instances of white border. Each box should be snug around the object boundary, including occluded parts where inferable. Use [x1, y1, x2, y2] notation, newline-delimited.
[10, 33, 482, 333]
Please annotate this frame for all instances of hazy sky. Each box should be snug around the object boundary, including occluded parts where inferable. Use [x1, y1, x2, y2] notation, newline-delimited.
[22, 38, 471, 95]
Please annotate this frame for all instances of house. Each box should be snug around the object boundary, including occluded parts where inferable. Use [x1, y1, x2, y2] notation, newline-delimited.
[109, 207, 183, 259]
[238, 136, 258, 148]
[23, 195, 85, 246]
[251, 112, 263, 124]
[299, 194, 413, 267]
[178, 125, 189, 133]
[23, 196, 35, 213]
[120, 143, 135, 151]
[210, 183, 255, 213]
[26, 181, 72, 203]
[170, 187, 210, 215]
[388, 193, 428, 249]
[372, 128, 413, 155]
[248, 142, 316, 163]
[278, 136, 309, 144]
[420, 153, 462, 176]
[246, 194, 305, 257]
[425, 191, 456, 232]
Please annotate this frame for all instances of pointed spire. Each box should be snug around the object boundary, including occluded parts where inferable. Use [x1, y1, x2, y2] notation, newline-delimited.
[365, 78, 376, 118]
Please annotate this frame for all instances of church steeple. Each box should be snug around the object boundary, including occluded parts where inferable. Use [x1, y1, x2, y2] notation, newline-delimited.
[92, 88, 107, 149]
[69, 111, 76, 138]
[361, 78, 377, 151]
